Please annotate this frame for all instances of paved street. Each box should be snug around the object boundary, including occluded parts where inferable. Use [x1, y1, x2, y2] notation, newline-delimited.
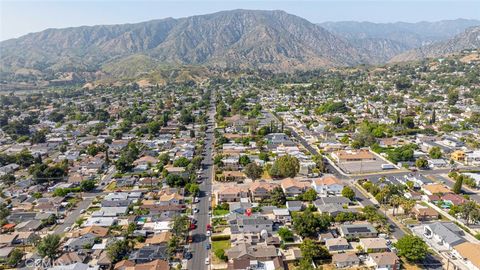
[54, 197, 93, 234]
[99, 166, 116, 189]
[188, 91, 215, 270]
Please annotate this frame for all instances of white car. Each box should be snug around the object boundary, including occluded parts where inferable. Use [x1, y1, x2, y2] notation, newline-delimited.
[205, 258, 210, 265]
[206, 231, 211, 237]
[193, 208, 199, 214]
[64, 226, 71, 232]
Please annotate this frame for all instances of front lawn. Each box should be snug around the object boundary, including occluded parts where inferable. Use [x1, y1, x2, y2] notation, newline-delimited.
[212, 239, 230, 264]
[213, 209, 229, 216]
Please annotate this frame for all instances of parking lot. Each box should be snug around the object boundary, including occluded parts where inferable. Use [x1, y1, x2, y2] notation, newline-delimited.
[337, 159, 386, 174]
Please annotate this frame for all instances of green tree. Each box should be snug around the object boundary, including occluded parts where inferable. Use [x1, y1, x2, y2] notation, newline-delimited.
[188, 183, 200, 196]
[293, 209, 330, 238]
[268, 187, 286, 207]
[447, 90, 459, 106]
[214, 248, 227, 261]
[30, 131, 46, 144]
[312, 155, 326, 173]
[395, 235, 428, 262]
[269, 155, 299, 178]
[244, 163, 263, 180]
[341, 186, 355, 201]
[158, 153, 170, 166]
[300, 238, 331, 261]
[415, 158, 429, 169]
[171, 215, 189, 239]
[37, 234, 61, 260]
[238, 155, 251, 167]
[430, 109, 436, 124]
[453, 175, 463, 194]
[106, 239, 131, 264]
[459, 201, 480, 225]
[173, 157, 190, 167]
[7, 248, 23, 267]
[429, 146, 442, 159]
[278, 227, 294, 242]
[0, 174, 15, 185]
[80, 179, 96, 191]
[166, 174, 186, 187]
[300, 188, 318, 202]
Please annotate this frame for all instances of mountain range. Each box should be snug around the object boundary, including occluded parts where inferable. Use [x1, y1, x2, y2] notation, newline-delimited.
[320, 19, 480, 63]
[1, 9, 479, 83]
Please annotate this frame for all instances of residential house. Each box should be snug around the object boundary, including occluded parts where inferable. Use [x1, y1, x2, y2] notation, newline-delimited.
[367, 252, 400, 270]
[332, 253, 360, 269]
[339, 224, 378, 239]
[423, 222, 465, 250]
[412, 205, 439, 221]
[250, 181, 278, 201]
[125, 260, 169, 270]
[229, 214, 273, 234]
[359, 238, 389, 253]
[451, 150, 466, 162]
[286, 201, 303, 212]
[317, 204, 357, 217]
[226, 243, 281, 270]
[216, 186, 249, 204]
[422, 183, 451, 195]
[325, 237, 350, 252]
[164, 166, 188, 178]
[272, 208, 291, 224]
[158, 193, 183, 206]
[129, 245, 168, 264]
[314, 196, 351, 206]
[452, 242, 480, 270]
[441, 193, 466, 206]
[312, 175, 344, 195]
[280, 178, 310, 197]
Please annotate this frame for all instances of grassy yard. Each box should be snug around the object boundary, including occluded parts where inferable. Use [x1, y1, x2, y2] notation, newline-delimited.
[213, 209, 229, 216]
[212, 239, 230, 264]
[105, 181, 117, 191]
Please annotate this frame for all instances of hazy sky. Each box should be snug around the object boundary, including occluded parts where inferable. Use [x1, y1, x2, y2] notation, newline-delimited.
[1, 0, 480, 41]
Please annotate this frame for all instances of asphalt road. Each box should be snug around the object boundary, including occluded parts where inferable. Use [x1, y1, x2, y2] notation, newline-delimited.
[188, 93, 215, 270]
[54, 197, 93, 234]
[99, 166, 116, 189]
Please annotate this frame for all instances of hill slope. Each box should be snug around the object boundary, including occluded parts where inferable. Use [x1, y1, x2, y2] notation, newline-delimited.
[0, 9, 363, 79]
[391, 26, 480, 62]
[320, 19, 480, 63]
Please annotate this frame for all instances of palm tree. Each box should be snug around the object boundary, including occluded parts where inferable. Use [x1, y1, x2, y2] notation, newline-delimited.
[390, 195, 402, 216]
[401, 199, 415, 217]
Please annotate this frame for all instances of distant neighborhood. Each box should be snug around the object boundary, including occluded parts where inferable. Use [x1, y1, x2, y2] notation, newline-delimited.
[0, 49, 480, 270]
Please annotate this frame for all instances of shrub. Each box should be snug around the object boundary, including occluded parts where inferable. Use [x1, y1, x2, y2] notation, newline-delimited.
[211, 235, 231, 241]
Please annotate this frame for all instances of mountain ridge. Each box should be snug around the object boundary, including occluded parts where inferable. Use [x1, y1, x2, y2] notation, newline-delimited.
[0, 9, 363, 79]
[1, 10, 479, 84]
